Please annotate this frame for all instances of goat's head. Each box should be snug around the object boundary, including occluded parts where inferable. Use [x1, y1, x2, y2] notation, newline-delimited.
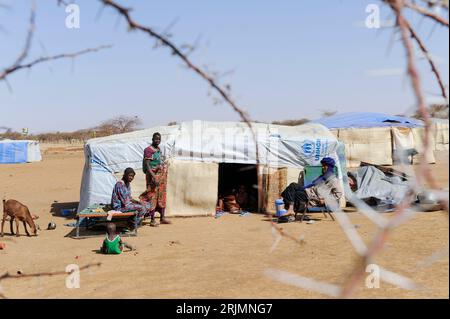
[27, 217, 39, 236]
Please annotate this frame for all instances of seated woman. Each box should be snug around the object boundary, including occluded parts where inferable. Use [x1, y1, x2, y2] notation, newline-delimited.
[235, 185, 249, 211]
[280, 157, 343, 215]
[111, 167, 151, 226]
[217, 188, 242, 214]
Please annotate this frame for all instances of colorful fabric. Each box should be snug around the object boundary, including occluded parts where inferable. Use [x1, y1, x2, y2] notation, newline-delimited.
[111, 180, 132, 211]
[111, 180, 150, 218]
[123, 203, 150, 219]
[219, 194, 241, 213]
[141, 145, 167, 213]
[140, 167, 167, 210]
[143, 145, 162, 173]
[102, 235, 123, 254]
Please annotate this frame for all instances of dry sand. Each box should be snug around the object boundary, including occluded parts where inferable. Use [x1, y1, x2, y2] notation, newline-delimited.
[0, 145, 448, 298]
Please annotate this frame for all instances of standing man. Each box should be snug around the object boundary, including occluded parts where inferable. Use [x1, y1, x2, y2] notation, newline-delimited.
[140, 132, 171, 226]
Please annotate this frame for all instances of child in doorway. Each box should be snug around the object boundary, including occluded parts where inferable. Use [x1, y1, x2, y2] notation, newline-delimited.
[100, 222, 134, 254]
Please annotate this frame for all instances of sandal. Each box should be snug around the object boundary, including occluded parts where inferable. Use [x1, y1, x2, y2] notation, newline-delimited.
[215, 211, 225, 218]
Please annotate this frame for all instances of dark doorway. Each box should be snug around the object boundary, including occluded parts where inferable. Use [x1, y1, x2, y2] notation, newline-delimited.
[218, 163, 258, 212]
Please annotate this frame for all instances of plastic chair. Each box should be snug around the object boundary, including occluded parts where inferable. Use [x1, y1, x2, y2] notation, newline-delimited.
[298, 204, 335, 222]
[295, 165, 337, 223]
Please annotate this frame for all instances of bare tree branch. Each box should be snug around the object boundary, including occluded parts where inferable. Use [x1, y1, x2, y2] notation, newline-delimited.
[0, 45, 113, 82]
[339, 190, 417, 297]
[403, 9, 448, 100]
[420, 0, 449, 10]
[11, 3, 36, 70]
[0, 262, 101, 299]
[57, 0, 69, 6]
[99, 0, 253, 129]
[421, 0, 449, 9]
[270, 221, 306, 246]
[404, 0, 449, 26]
[393, 0, 441, 190]
[0, 262, 101, 282]
[2, 2, 112, 84]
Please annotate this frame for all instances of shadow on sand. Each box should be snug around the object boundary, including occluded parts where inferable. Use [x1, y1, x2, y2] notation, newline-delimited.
[50, 201, 79, 220]
[260, 214, 326, 223]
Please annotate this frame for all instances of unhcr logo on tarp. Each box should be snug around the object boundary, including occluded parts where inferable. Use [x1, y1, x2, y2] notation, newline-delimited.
[301, 139, 330, 162]
[301, 140, 314, 158]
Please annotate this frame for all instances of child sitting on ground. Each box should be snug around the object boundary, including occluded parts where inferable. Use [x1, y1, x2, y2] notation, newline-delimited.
[100, 222, 134, 254]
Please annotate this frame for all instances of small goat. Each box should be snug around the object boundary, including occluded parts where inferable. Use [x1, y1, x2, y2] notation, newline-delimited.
[1, 199, 38, 237]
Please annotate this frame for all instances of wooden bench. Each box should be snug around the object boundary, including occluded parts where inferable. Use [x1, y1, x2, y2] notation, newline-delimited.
[74, 211, 138, 238]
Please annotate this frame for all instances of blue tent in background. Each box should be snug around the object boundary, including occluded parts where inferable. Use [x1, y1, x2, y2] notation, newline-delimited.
[0, 139, 42, 164]
[0, 140, 28, 163]
[312, 112, 424, 129]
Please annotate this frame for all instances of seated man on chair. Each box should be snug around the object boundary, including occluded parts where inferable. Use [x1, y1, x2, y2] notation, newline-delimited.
[280, 157, 343, 216]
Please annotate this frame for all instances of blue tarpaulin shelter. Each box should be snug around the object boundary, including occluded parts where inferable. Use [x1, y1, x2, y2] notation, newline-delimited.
[0, 140, 28, 163]
[0, 139, 42, 164]
[312, 112, 424, 129]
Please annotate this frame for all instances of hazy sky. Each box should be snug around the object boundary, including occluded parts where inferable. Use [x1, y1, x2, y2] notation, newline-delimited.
[1, 0, 448, 133]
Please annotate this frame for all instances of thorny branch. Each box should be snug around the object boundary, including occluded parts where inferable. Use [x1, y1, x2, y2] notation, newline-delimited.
[0, 3, 112, 84]
[339, 190, 419, 297]
[0, 45, 113, 82]
[0, 262, 101, 282]
[0, 262, 102, 299]
[99, 0, 252, 129]
[405, 0, 449, 26]
[389, 0, 441, 192]
[12, 3, 36, 70]
[270, 220, 306, 247]
[419, 0, 449, 10]
[404, 16, 448, 100]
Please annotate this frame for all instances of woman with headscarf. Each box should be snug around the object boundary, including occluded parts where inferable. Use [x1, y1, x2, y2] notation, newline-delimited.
[280, 157, 343, 215]
[111, 167, 151, 226]
[140, 132, 171, 226]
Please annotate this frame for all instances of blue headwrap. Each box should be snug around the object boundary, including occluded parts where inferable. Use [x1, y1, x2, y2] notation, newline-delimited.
[320, 157, 335, 167]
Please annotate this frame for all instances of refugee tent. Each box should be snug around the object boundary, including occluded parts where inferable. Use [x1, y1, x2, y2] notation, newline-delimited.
[0, 139, 42, 164]
[312, 112, 436, 167]
[431, 118, 449, 151]
[79, 120, 344, 216]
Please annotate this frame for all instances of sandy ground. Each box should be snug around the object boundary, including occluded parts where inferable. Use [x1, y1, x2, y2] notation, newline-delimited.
[0, 145, 448, 299]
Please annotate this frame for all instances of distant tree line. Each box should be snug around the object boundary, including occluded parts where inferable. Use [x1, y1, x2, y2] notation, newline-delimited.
[413, 103, 449, 119]
[4, 104, 446, 143]
[0, 115, 142, 142]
